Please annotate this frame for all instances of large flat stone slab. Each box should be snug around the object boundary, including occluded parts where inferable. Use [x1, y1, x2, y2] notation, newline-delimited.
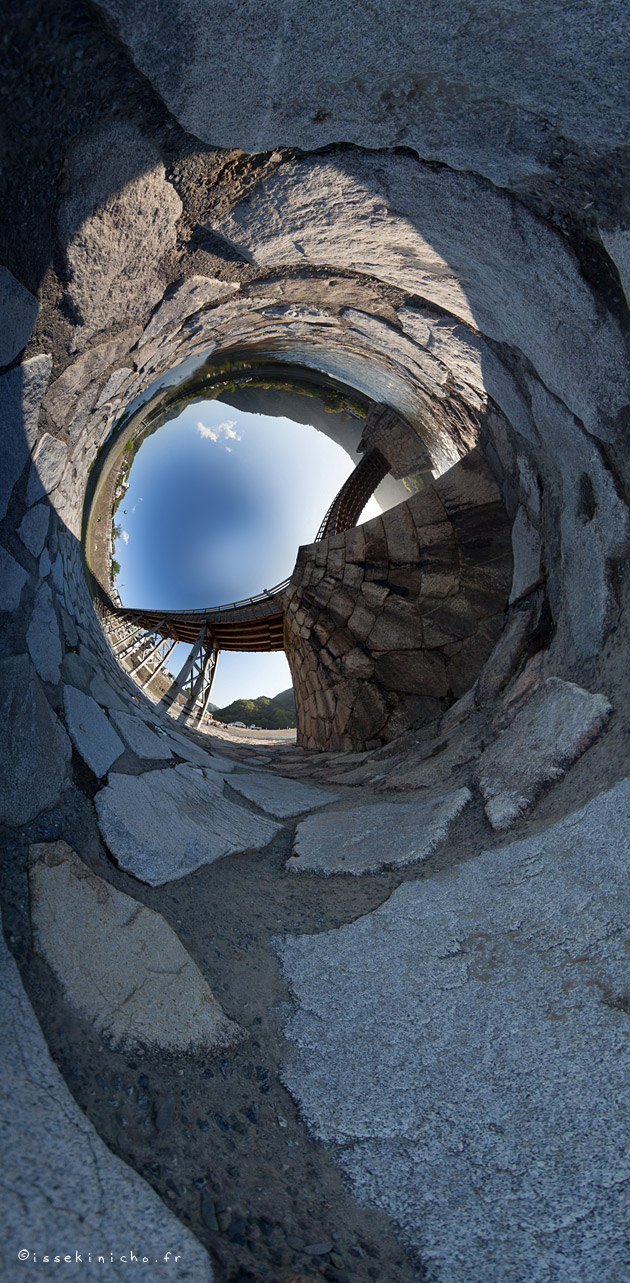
[0, 655, 71, 825]
[63, 684, 125, 777]
[26, 431, 68, 506]
[165, 726, 222, 766]
[140, 275, 239, 342]
[26, 581, 62, 684]
[0, 544, 28, 612]
[59, 123, 182, 345]
[0, 909, 213, 1281]
[278, 777, 630, 1282]
[109, 708, 173, 760]
[89, 671, 127, 711]
[229, 771, 339, 820]
[94, 0, 630, 197]
[0, 265, 39, 365]
[475, 676, 613, 829]
[287, 787, 471, 875]
[29, 842, 243, 1053]
[0, 355, 52, 520]
[18, 500, 49, 556]
[95, 764, 282, 886]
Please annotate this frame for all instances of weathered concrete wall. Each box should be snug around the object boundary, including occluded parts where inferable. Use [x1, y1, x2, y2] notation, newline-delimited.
[285, 449, 512, 750]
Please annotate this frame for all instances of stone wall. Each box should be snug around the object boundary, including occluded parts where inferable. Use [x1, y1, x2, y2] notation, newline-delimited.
[285, 449, 513, 750]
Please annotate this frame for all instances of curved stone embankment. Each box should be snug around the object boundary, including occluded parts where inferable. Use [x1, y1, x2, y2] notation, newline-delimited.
[2, 4, 630, 1281]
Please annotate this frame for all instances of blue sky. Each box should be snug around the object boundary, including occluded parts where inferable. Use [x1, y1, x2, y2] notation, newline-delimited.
[114, 400, 379, 706]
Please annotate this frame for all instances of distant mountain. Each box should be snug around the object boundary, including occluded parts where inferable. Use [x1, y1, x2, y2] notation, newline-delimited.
[213, 686, 296, 728]
[269, 687, 295, 710]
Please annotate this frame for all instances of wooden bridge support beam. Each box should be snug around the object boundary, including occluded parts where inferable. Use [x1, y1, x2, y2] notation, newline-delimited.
[139, 638, 178, 692]
[157, 624, 207, 714]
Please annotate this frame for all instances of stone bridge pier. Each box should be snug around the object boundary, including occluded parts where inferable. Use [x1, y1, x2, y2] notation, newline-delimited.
[2, 3, 630, 1282]
[286, 448, 513, 750]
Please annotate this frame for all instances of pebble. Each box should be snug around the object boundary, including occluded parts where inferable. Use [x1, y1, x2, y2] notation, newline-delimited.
[286, 1234, 304, 1251]
[201, 1193, 218, 1231]
[303, 1242, 333, 1256]
[154, 1093, 176, 1131]
[214, 1113, 230, 1132]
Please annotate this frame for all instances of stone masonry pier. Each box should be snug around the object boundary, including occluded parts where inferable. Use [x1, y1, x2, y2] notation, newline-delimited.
[286, 448, 512, 750]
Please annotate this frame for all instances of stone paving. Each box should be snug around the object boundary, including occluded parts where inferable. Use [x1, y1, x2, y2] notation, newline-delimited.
[95, 765, 283, 885]
[29, 842, 243, 1054]
[228, 772, 340, 820]
[278, 777, 630, 1283]
[1, 11, 630, 1280]
[1, 911, 214, 1282]
[287, 788, 471, 875]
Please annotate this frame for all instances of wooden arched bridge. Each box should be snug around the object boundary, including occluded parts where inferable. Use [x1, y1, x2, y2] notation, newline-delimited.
[102, 447, 389, 722]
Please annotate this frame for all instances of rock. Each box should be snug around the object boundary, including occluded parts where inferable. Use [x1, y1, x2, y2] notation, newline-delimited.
[526, 379, 629, 656]
[58, 123, 182, 345]
[509, 506, 542, 602]
[140, 276, 239, 343]
[39, 547, 51, 578]
[93, 0, 630, 193]
[29, 841, 243, 1054]
[44, 334, 137, 427]
[59, 606, 79, 648]
[18, 502, 49, 556]
[477, 597, 540, 705]
[51, 551, 63, 591]
[0, 655, 71, 825]
[95, 765, 283, 886]
[26, 432, 68, 506]
[0, 355, 52, 520]
[0, 545, 28, 612]
[278, 777, 630, 1283]
[205, 751, 237, 774]
[288, 788, 471, 875]
[165, 727, 218, 766]
[109, 709, 173, 759]
[210, 153, 628, 442]
[0, 266, 39, 365]
[0, 909, 214, 1281]
[475, 676, 613, 829]
[63, 685, 125, 776]
[89, 671, 127, 711]
[155, 1094, 176, 1131]
[95, 366, 133, 407]
[201, 1194, 219, 1231]
[26, 581, 62, 683]
[62, 651, 94, 691]
[228, 772, 339, 819]
[599, 226, 630, 309]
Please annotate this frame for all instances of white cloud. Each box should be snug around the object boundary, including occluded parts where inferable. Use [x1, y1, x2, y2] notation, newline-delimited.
[226, 446, 232, 452]
[122, 531, 130, 545]
[196, 418, 241, 444]
[197, 421, 218, 441]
